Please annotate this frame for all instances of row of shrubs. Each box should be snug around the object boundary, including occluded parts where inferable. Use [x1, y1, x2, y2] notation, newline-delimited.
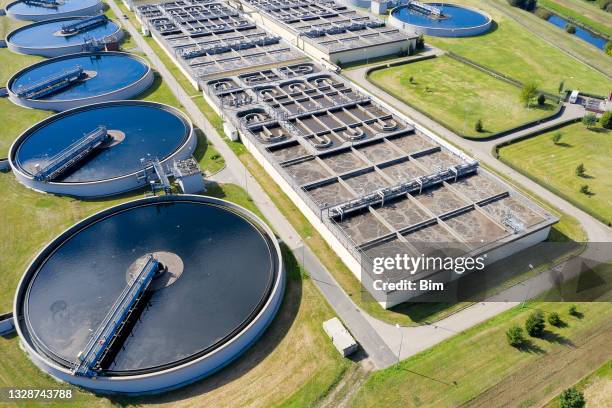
[506, 305, 581, 347]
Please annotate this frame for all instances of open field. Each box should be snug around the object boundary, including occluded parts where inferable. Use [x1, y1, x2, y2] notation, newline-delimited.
[543, 361, 612, 408]
[425, 0, 612, 94]
[538, 0, 612, 37]
[349, 302, 612, 407]
[498, 122, 611, 226]
[368, 56, 556, 138]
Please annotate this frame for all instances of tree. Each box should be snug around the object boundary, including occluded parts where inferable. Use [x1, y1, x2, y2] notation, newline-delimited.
[548, 312, 562, 327]
[599, 110, 612, 129]
[559, 387, 585, 408]
[569, 305, 579, 316]
[580, 184, 591, 195]
[575, 163, 585, 177]
[565, 24, 577, 34]
[605, 41, 612, 57]
[537, 93, 546, 106]
[558, 80, 565, 94]
[525, 310, 545, 337]
[520, 82, 539, 107]
[475, 119, 484, 132]
[582, 113, 598, 128]
[552, 132, 563, 145]
[416, 34, 425, 50]
[506, 325, 524, 347]
[507, 0, 537, 10]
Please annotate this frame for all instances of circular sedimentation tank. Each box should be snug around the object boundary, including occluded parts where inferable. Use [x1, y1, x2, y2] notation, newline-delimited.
[5, 0, 103, 21]
[9, 101, 197, 197]
[6, 16, 123, 57]
[14, 194, 285, 394]
[8, 52, 154, 111]
[389, 3, 492, 37]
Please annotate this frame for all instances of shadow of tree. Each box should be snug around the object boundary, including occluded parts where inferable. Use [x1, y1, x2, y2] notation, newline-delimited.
[517, 339, 546, 354]
[541, 330, 575, 347]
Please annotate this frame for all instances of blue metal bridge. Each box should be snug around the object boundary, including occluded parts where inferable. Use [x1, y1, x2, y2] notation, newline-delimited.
[15, 66, 84, 100]
[33, 126, 110, 182]
[72, 254, 160, 377]
[61, 15, 108, 36]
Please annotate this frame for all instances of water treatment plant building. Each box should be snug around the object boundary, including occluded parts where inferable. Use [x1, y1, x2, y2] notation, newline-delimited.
[14, 194, 285, 394]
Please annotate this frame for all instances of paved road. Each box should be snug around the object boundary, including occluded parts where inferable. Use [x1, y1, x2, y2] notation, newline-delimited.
[110, 0, 397, 369]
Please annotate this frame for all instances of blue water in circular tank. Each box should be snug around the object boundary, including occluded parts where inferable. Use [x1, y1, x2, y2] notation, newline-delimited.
[392, 3, 489, 29]
[11, 54, 149, 101]
[6, 0, 100, 17]
[15, 104, 189, 183]
[8, 18, 120, 47]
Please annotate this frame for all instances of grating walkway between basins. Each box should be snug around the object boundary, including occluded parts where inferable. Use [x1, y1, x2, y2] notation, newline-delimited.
[203, 62, 556, 273]
[136, 0, 306, 82]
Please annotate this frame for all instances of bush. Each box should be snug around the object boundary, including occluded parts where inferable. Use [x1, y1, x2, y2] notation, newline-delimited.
[579, 184, 591, 195]
[552, 132, 562, 144]
[569, 305, 579, 316]
[548, 312, 562, 327]
[575, 163, 585, 177]
[599, 110, 612, 129]
[416, 34, 425, 50]
[559, 387, 585, 408]
[475, 119, 484, 132]
[537, 94, 546, 106]
[525, 310, 545, 337]
[534, 7, 552, 19]
[506, 325, 524, 347]
[507, 0, 537, 10]
[565, 24, 577, 34]
[605, 41, 612, 57]
[558, 80, 565, 94]
[582, 113, 598, 128]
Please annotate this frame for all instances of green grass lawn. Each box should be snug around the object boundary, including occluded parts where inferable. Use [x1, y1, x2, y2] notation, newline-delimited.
[538, 0, 612, 37]
[368, 55, 557, 138]
[499, 122, 611, 225]
[425, 0, 612, 94]
[350, 302, 612, 407]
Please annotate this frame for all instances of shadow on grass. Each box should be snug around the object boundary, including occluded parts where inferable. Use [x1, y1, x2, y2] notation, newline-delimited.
[541, 330, 575, 347]
[554, 142, 573, 148]
[137, 73, 164, 101]
[517, 339, 546, 354]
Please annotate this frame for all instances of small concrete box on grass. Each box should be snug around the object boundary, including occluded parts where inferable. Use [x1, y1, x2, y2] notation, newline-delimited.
[323, 317, 358, 357]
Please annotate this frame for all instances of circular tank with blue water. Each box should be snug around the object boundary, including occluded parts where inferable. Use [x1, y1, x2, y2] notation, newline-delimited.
[6, 15, 123, 57]
[389, 3, 492, 37]
[14, 194, 285, 394]
[9, 101, 197, 197]
[8, 52, 155, 111]
[5, 0, 103, 21]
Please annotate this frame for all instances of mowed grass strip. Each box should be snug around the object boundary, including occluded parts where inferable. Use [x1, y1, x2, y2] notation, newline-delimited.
[368, 56, 555, 138]
[425, 0, 612, 94]
[499, 123, 611, 225]
[350, 302, 612, 408]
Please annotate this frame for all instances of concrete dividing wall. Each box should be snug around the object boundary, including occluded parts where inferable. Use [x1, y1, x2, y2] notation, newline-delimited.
[330, 39, 414, 65]
[5, 1, 103, 21]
